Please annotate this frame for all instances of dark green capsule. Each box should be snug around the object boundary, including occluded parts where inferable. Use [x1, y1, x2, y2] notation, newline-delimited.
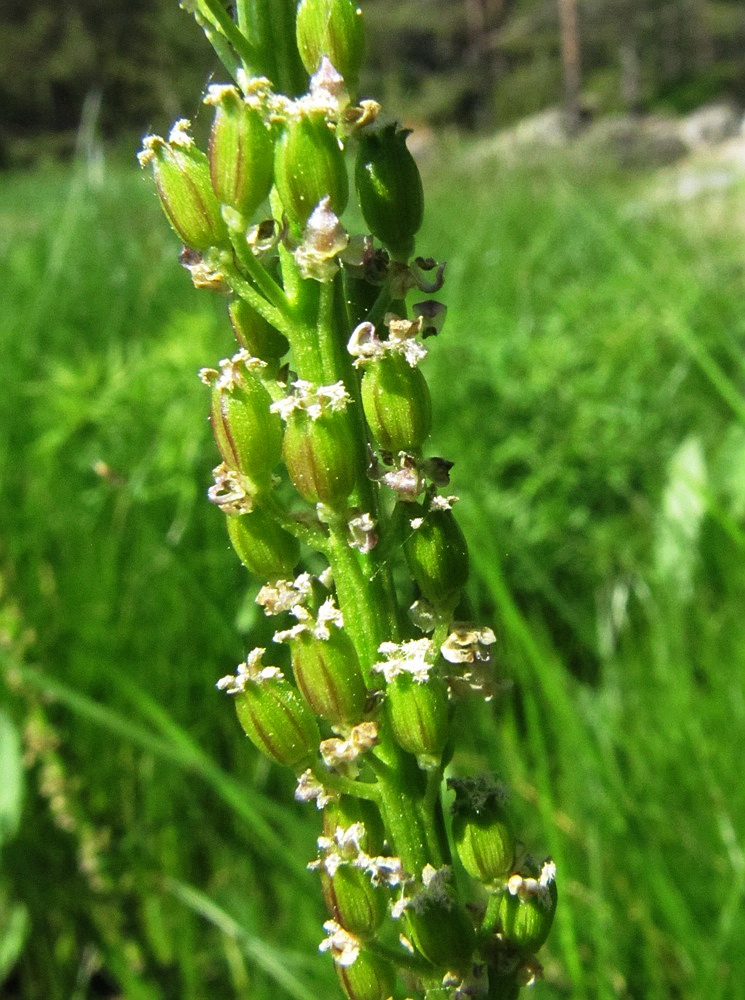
[403, 503, 469, 609]
[355, 124, 423, 260]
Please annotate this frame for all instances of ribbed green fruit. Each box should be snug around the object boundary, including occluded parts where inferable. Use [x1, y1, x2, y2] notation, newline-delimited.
[361, 353, 431, 452]
[296, 0, 365, 88]
[386, 672, 449, 758]
[321, 867, 387, 936]
[210, 370, 282, 491]
[234, 676, 319, 770]
[283, 410, 357, 507]
[406, 887, 475, 972]
[227, 511, 299, 581]
[228, 298, 289, 361]
[143, 134, 229, 250]
[335, 950, 395, 1000]
[496, 878, 558, 955]
[451, 799, 515, 884]
[274, 117, 349, 227]
[291, 630, 367, 725]
[209, 88, 274, 216]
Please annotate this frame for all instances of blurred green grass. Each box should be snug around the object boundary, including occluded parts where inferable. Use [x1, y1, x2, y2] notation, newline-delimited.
[1, 143, 745, 999]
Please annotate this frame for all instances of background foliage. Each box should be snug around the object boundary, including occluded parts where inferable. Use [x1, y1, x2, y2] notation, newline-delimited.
[1, 0, 745, 163]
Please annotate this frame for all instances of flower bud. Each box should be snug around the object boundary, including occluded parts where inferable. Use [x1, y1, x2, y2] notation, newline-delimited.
[403, 504, 469, 609]
[450, 782, 515, 884]
[336, 950, 395, 1000]
[283, 410, 357, 507]
[208, 363, 282, 492]
[207, 86, 274, 217]
[361, 353, 432, 452]
[321, 867, 387, 936]
[406, 868, 475, 972]
[227, 510, 300, 581]
[296, 0, 365, 89]
[386, 673, 448, 759]
[234, 670, 319, 770]
[292, 629, 367, 725]
[355, 124, 423, 260]
[497, 863, 558, 954]
[274, 117, 349, 228]
[228, 298, 289, 361]
[139, 123, 229, 250]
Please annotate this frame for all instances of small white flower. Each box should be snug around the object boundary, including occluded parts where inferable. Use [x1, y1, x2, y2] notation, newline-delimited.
[168, 118, 194, 147]
[363, 854, 408, 889]
[508, 859, 556, 908]
[257, 573, 314, 615]
[440, 624, 496, 665]
[294, 769, 337, 808]
[202, 83, 240, 106]
[199, 349, 266, 391]
[429, 494, 459, 512]
[347, 512, 377, 553]
[271, 379, 351, 421]
[373, 638, 434, 684]
[207, 463, 254, 515]
[216, 648, 283, 694]
[319, 920, 360, 967]
[320, 722, 379, 774]
[294, 197, 350, 282]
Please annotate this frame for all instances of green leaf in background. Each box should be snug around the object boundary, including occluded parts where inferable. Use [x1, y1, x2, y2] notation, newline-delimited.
[654, 435, 708, 599]
[0, 706, 28, 985]
[0, 898, 29, 985]
[0, 708, 24, 846]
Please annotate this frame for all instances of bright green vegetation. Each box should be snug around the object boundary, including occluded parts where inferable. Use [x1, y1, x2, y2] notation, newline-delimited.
[2, 146, 745, 999]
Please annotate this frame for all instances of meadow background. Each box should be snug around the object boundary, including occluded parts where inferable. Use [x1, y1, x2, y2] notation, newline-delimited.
[3, 3, 745, 999]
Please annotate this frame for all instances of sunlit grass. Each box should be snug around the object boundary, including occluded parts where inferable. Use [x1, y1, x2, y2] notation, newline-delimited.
[2, 145, 745, 999]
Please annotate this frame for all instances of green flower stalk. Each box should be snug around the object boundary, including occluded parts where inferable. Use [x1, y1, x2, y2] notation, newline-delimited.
[141, 1, 558, 996]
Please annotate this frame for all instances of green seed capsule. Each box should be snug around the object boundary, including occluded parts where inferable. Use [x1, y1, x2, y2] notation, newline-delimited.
[227, 511, 300, 581]
[228, 298, 289, 361]
[283, 410, 357, 507]
[274, 117, 349, 228]
[296, 0, 365, 89]
[386, 672, 448, 758]
[139, 127, 229, 251]
[406, 874, 475, 972]
[321, 867, 387, 936]
[451, 795, 515, 884]
[361, 353, 432, 452]
[335, 950, 395, 1000]
[234, 673, 319, 770]
[292, 629, 367, 725]
[403, 503, 469, 609]
[209, 367, 282, 492]
[208, 87, 274, 216]
[497, 867, 558, 955]
[355, 124, 424, 260]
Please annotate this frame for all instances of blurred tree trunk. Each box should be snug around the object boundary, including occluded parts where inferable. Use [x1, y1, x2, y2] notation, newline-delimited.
[557, 0, 582, 132]
[464, 0, 513, 129]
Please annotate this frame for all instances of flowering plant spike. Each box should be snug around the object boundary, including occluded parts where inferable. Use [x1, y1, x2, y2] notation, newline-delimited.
[140, 1, 557, 995]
